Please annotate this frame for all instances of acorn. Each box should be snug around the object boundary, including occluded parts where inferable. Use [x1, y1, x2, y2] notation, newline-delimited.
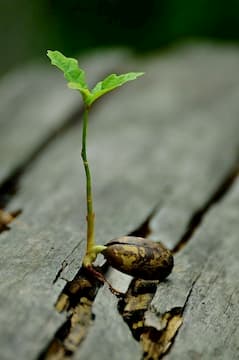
[102, 236, 174, 281]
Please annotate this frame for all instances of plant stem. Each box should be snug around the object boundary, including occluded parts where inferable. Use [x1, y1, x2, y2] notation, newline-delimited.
[81, 106, 106, 267]
[81, 106, 95, 264]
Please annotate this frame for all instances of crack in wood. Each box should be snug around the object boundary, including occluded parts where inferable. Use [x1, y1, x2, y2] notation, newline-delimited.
[118, 279, 159, 341]
[172, 161, 239, 253]
[141, 309, 183, 360]
[52, 261, 69, 285]
[53, 242, 84, 284]
[118, 275, 200, 360]
[128, 207, 158, 238]
[38, 267, 104, 360]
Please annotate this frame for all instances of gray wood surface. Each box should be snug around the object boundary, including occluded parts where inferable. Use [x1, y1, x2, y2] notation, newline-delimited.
[0, 43, 239, 360]
[148, 177, 239, 360]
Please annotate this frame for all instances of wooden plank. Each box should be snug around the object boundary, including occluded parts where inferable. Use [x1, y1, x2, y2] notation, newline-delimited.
[0, 43, 239, 360]
[0, 50, 127, 183]
[147, 177, 239, 360]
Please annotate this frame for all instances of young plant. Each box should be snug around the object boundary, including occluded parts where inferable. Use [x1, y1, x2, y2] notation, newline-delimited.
[47, 51, 174, 289]
[47, 50, 144, 265]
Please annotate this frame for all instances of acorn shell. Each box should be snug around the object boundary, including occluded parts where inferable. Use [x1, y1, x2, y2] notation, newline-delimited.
[102, 236, 174, 280]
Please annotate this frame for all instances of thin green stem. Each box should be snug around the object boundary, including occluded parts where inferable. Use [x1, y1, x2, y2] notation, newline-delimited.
[81, 106, 96, 264]
[81, 106, 107, 267]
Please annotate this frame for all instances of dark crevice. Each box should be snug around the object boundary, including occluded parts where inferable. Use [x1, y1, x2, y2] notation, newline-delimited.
[38, 266, 105, 360]
[53, 241, 84, 284]
[181, 274, 201, 313]
[118, 278, 159, 341]
[153, 275, 200, 360]
[118, 274, 200, 360]
[129, 205, 161, 238]
[117, 277, 181, 360]
[129, 213, 152, 238]
[173, 162, 239, 253]
[52, 260, 69, 285]
[140, 307, 183, 360]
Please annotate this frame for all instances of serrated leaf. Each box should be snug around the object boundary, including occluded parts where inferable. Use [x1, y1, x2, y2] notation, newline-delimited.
[47, 50, 89, 99]
[88, 72, 144, 105]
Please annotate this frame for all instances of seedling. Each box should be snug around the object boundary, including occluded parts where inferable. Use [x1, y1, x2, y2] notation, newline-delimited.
[47, 51, 143, 263]
[47, 51, 173, 291]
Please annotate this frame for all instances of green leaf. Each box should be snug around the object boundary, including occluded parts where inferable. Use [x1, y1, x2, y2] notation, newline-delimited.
[88, 72, 144, 105]
[47, 50, 90, 99]
[47, 50, 144, 107]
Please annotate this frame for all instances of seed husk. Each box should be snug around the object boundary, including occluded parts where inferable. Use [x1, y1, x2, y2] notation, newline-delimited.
[102, 236, 174, 280]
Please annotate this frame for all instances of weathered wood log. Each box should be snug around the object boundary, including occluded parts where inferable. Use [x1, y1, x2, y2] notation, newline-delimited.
[0, 43, 239, 360]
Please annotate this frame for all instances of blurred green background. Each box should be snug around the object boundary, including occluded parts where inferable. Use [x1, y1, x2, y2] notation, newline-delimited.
[1, 0, 239, 76]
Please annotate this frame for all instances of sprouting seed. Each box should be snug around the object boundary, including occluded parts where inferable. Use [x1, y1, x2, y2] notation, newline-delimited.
[47, 51, 173, 294]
